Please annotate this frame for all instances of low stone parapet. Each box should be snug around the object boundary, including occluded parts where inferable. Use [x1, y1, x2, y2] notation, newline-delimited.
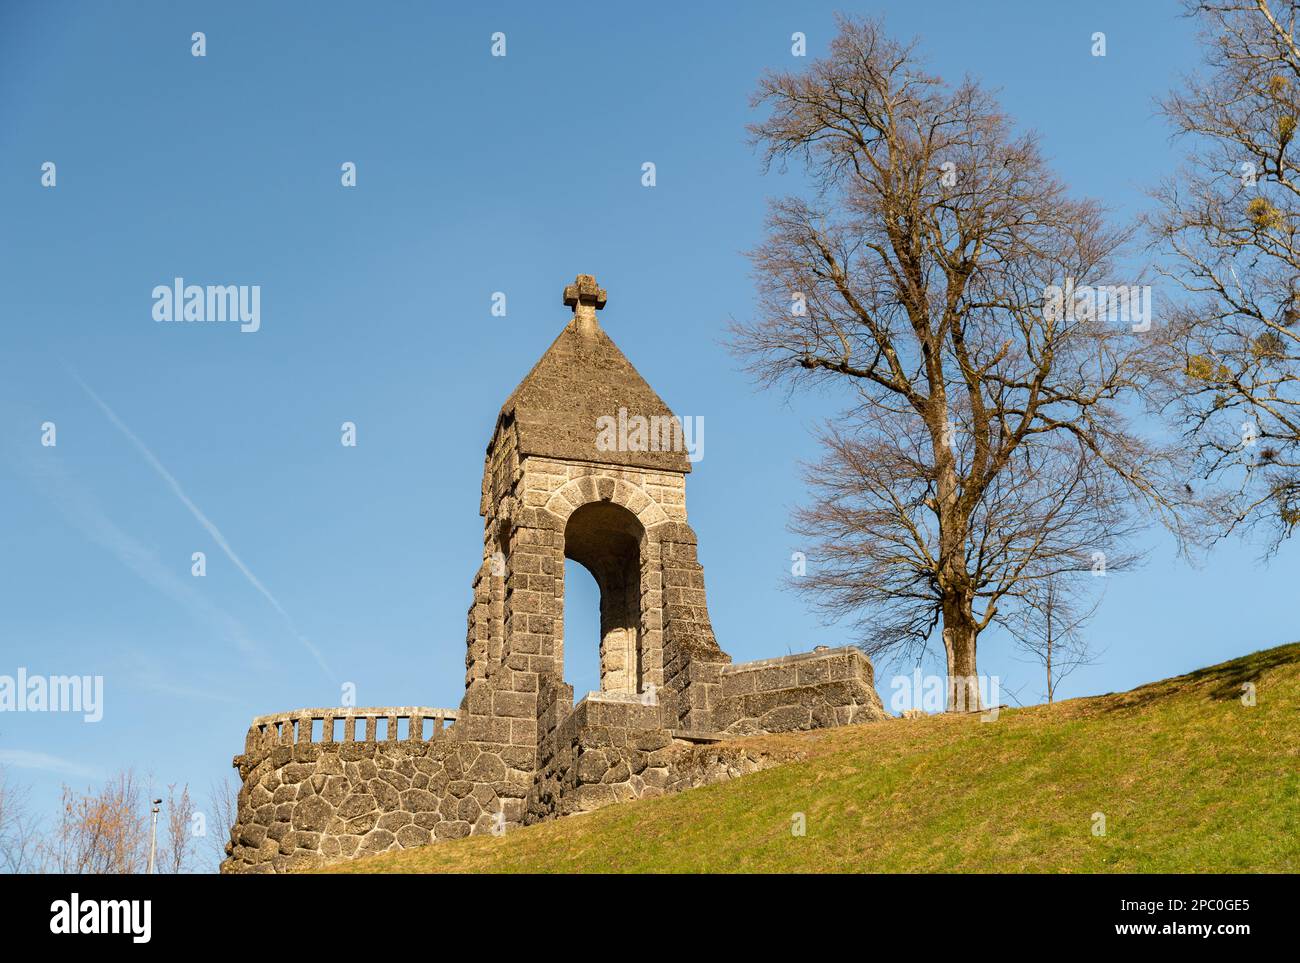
[222, 706, 480, 874]
[223, 650, 888, 871]
[241, 706, 458, 761]
[712, 647, 887, 735]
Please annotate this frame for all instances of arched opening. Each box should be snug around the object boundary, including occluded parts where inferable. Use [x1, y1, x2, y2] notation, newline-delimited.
[563, 501, 645, 696]
[562, 558, 601, 698]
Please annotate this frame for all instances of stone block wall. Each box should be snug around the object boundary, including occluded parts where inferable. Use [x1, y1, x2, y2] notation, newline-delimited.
[221, 708, 528, 874]
[225, 739, 462, 873]
[221, 652, 888, 872]
[712, 647, 888, 735]
[524, 675, 889, 827]
[528, 693, 677, 821]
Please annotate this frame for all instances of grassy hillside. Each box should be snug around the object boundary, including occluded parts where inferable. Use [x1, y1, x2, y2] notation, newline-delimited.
[325, 643, 1300, 873]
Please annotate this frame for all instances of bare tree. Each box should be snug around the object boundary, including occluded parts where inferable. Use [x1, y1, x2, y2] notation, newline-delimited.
[164, 783, 195, 874]
[0, 766, 39, 874]
[44, 769, 148, 874]
[1151, 0, 1300, 550]
[735, 17, 1192, 708]
[1005, 574, 1102, 704]
[207, 776, 238, 872]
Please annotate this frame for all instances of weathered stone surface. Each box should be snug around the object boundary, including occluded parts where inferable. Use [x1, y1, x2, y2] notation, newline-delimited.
[238, 823, 267, 848]
[321, 775, 349, 807]
[466, 753, 507, 783]
[400, 788, 440, 812]
[292, 795, 332, 832]
[413, 811, 442, 830]
[338, 794, 375, 819]
[576, 751, 608, 783]
[457, 796, 482, 822]
[377, 768, 411, 792]
[369, 779, 400, 812]
[759, 705, 812, 732]
[572, 784, 616, 812]
[634, 731, 672, 752]
[434, 820, 471, 840]
[358, 829, 395, 853]
[377, 811, 412, 833]
[396, 825, 431, 848]
[271, 785, 296, 805]
[602, 761, 630, 785]
[342, 811, 379, 834]
[642, 767, 670, 789]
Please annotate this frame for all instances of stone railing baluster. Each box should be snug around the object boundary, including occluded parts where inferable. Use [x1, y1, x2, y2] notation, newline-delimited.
[241, 707, 459, 763]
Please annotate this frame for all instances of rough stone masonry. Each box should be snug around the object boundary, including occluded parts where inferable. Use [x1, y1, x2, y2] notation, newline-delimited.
[221, 274, 886, 873]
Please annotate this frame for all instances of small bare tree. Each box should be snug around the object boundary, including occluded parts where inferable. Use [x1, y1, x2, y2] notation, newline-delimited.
[0, 766, 39, 874]
[735, 17, 1191, 708]
[1005, 574, 1101, 704]
[207, 776, 238, 872]
[1151, 0, 1300, 549]
[44, 769, 148, 874]
[164, 783, 195, 874]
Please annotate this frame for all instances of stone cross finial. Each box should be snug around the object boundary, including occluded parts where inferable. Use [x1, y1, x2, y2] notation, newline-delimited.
[563, 274, 607, 330]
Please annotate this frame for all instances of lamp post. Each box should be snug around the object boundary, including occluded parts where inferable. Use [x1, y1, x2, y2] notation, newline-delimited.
[147, 798, 162, 874]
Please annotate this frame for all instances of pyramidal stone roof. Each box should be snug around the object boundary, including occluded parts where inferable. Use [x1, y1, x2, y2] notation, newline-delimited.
[494, 274, 692, 473]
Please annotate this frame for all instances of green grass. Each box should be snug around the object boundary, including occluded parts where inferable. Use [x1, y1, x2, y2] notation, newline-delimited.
[324, 643, 1300, 873]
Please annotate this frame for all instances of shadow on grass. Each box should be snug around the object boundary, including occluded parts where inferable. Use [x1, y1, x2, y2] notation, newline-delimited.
[1098, 642, 1300, 714]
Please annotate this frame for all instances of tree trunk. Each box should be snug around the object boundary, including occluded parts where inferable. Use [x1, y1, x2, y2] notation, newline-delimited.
[935, 426, 982, 712]
[1046, 637, 1054, 704]
[942, 598, 982, 712]
[929, 389, 984, 712]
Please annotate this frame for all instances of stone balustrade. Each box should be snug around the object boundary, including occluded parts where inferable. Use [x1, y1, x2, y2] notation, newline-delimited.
[243, 706, 459, 755]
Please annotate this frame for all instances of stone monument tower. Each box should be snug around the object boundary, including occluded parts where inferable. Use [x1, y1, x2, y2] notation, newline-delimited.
[220, 273, 884, 872]
[457, 275, 732, 784]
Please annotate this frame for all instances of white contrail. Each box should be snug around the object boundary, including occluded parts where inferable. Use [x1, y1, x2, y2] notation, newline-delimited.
[23, 447, 262, 661]
[72, 371, 334, 678]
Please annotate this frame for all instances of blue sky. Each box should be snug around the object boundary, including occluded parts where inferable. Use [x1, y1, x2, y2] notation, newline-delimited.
[1, 0, 1294, 844]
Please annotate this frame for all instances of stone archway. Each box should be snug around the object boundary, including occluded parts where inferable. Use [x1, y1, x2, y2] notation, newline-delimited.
[562, 501, 645, 696]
